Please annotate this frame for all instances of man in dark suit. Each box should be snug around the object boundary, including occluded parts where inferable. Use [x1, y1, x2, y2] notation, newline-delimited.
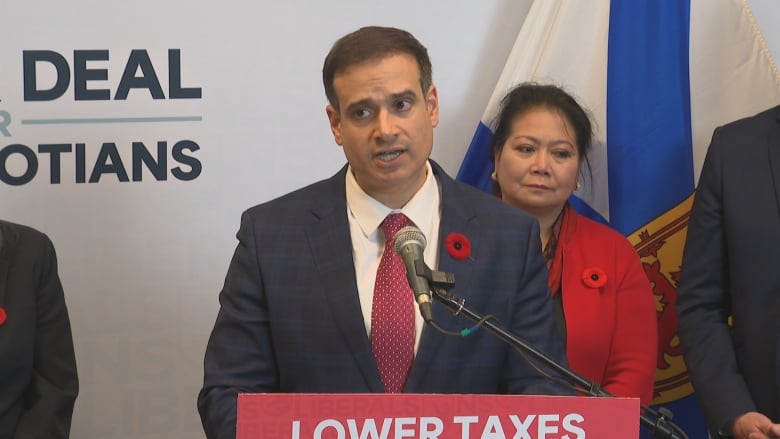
[677, 105, 780, 439]
[198, 26, 570, 439]
[0, 220, 79, 438]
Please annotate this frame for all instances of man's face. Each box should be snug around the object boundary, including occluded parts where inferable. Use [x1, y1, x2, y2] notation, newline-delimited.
[326, 54, 439, 209]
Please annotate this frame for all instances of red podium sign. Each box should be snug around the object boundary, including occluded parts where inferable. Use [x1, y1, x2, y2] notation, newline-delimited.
[238, 393, 638, 438]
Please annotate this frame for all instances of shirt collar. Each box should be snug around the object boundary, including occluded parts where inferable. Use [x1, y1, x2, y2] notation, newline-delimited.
[346, 161, 438, 238]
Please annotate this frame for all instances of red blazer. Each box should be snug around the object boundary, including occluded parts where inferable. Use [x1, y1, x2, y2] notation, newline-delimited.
[558, 211, 657, 405]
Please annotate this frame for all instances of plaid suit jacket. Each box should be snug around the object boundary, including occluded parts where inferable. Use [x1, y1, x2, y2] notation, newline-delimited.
[198, 160, 569, 439]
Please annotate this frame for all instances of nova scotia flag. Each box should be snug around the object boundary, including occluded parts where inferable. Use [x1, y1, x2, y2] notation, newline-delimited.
[457, 0, 780, 436]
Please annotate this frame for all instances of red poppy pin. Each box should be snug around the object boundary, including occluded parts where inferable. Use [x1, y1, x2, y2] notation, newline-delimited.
[582, 267, 607, 288]
[445, 232, 471, 260]
[0, 307, 6, 326]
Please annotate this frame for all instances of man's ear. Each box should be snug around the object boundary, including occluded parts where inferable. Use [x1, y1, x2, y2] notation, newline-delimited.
[326, 104, 343, 145]
[425, 84, 440, 128]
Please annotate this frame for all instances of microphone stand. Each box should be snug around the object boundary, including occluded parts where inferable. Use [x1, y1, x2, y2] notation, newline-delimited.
[414, 260, 688, 439]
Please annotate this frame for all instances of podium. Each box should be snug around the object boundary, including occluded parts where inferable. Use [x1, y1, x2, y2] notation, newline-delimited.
[238, 393, 639, 438]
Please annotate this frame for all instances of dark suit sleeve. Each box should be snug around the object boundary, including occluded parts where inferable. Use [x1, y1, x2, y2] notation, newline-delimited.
[198, 211, 279, 439]
[13, 233, 78, 439]
[505, 219, 572, 395]
[676, 127, 756, 434]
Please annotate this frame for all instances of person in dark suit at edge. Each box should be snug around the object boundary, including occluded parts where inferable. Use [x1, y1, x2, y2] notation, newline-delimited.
[197, 26, 570, 439]
[677, 105, 780, 439]
[0, 220, 79, 438]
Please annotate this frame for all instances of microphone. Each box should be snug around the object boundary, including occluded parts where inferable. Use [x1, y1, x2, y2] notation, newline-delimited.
[393, 225, 433, 322]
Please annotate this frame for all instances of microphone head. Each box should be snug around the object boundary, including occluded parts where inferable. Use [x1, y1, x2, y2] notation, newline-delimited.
[393, 225, 426, 254]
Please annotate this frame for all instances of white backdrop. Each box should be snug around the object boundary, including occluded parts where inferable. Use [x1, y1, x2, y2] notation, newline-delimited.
[1, 1, 778, 438]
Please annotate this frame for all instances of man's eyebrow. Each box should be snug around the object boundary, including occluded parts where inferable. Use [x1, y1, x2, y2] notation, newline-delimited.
[344, 98, 374, 114]
[343, 89, 418, 114]
[389, 89, 417, 101]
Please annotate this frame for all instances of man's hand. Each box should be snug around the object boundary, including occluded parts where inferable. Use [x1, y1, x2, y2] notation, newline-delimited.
[731, 412, 780, 439]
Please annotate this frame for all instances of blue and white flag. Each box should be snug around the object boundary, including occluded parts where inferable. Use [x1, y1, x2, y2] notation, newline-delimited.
[457, 0, 780, 437]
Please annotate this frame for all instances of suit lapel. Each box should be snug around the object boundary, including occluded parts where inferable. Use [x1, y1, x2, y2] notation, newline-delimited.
[0, 257, 8, 311]
[305, 167, 384, 392]
[0, 224, 10, 311]
[406, 164, 479, 390]
[767, 109, 780, 219]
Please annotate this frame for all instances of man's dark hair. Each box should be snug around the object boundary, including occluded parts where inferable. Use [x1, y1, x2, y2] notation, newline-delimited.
[323, 26, 433, 111]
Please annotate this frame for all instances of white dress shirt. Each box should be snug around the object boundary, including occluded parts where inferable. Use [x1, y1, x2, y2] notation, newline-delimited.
[345, 160, 441, 353]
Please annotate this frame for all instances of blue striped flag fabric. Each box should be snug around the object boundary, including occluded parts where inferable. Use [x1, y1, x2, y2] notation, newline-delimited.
[457, 1, 780, 437]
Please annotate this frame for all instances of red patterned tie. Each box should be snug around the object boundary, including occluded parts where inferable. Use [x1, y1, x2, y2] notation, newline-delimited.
[371, 213, 415, 393]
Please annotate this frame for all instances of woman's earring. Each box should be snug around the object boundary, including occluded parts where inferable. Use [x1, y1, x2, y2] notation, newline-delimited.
[576, 181, 581, 190]
[491, 171, 498, 181]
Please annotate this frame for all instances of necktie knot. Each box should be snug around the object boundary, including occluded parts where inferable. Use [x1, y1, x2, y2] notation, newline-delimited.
[381, 213, 409, 244]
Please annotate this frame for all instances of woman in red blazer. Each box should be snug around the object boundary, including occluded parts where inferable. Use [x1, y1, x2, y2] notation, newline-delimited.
[489, 83, 657, 404]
